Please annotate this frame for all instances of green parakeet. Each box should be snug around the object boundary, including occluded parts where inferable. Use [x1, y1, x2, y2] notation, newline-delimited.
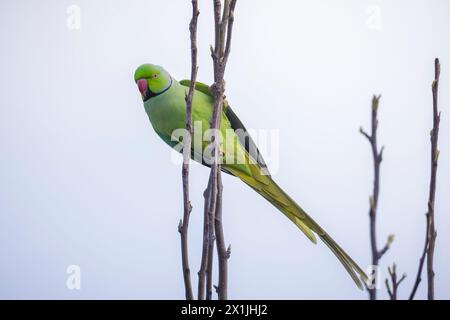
[134, 63, 368, 289]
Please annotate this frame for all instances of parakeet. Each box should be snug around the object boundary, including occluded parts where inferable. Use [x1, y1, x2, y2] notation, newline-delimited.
[134, 63, 368, 289]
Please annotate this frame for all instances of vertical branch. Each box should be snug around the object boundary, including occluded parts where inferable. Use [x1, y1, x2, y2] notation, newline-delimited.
[200, 0, 236, 301]
[214, 172, 231, 299]
[206, 186, 216, 300]
[409, 219, 429, 299]
[198, 184, 211, 300]
[360, 95, 393, 300]
[214, 0, 235, 301]
[203, 161, 218, 300]
[408, 59, 442, 301]
[179, 0, 199, 301]
[426, 58, 440, 300]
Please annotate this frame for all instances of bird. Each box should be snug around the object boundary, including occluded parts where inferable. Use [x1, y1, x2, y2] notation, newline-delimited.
[134, 63, 368, 289]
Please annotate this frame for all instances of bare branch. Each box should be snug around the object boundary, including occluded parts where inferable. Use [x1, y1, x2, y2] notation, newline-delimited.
[222, 0, 237, 69]
[409, 212, 430, 300]
[200, 0, 236, 300]
[179, 0, 199, 301]
[198, 184, 211, 300]
[215, 172, 230, 299]
[361, 95, 393, 300]
[219, 0, 230, 55]
[409, 58, 441, 300]
[426, 58, 440, 300]
[385, 263, 407, 300]
[206, 223, 215, 300]
[385, 279, 393, 299]
[359, 126, 372, 142]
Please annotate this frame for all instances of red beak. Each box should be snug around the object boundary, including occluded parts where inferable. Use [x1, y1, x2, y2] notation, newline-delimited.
[137, 79, 148, 95]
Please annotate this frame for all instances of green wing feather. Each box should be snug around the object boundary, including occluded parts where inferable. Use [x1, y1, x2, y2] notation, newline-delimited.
[180, 80, 269, 175]
[179, 79, 213, 97]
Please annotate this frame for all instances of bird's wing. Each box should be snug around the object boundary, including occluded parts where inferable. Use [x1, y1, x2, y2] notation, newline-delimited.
[179, 79, 212, 96]
[180, 80, 270, 176]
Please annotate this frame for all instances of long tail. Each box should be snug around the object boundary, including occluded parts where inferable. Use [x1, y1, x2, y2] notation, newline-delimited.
[226, 164, 368, 290]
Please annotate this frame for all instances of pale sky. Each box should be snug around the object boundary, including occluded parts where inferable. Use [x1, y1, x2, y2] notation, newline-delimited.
[1, 0, 449, 299]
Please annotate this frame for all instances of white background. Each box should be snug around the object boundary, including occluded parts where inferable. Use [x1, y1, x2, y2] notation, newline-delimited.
[1, 0, 449, 299]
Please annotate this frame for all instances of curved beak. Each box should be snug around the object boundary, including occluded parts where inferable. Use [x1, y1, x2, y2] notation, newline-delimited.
[137, 79, 148, 96]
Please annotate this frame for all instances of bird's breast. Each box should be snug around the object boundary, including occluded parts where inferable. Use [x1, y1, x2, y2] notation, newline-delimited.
[144, 89, 187, 137]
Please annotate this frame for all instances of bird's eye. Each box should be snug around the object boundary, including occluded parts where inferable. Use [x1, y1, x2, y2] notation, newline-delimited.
[153, 74, 159, 78]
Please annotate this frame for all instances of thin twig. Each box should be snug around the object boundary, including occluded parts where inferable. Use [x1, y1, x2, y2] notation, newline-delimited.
[198, 185, 211, 300]
[385, 263, 406, 300]
[426, 58, 440, 300]
[409, 213, 430, 299]
[215, 172, 231, 299]
[360, 95, 393, 300]
[206, 195, 216, 300]
[179, 0, 199, 301]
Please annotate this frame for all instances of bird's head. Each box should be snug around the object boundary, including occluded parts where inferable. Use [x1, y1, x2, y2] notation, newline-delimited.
[134, 64, 172, 102]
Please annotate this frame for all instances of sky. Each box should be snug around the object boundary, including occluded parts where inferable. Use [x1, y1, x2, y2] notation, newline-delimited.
[0, 0, 449, 299]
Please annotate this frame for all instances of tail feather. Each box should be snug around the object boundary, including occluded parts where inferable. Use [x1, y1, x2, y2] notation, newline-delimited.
[227, 164, 368, 289]
[320, 233, 366, 289]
